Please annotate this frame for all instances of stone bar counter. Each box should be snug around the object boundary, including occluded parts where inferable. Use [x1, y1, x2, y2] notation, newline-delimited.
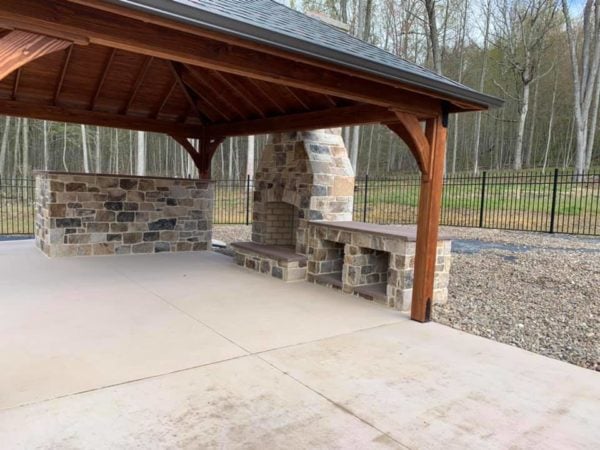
[306, 221, 452, 311]
[35, 171, 213, 257]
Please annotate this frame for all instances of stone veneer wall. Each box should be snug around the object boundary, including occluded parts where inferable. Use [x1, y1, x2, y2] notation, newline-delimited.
[252, 129, 354, 255]
[35, 171, 213, 257]
[307, 223, 451, 311]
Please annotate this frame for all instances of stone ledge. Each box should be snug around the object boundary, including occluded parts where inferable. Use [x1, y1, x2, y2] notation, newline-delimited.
[308, 221, 453, 242]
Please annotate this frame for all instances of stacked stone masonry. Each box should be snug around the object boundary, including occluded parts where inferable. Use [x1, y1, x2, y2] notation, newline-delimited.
[35, 171, 213, 257]
[251, 128, 354, 256]
[306, 222, 451, 311]
[231, 242, 307, 282]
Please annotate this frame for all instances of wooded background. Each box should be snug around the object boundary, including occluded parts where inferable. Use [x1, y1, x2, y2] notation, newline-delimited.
[0, 0, 598, 180]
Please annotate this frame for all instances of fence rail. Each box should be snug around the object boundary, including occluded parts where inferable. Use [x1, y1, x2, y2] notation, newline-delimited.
[1, 170, 599, 236]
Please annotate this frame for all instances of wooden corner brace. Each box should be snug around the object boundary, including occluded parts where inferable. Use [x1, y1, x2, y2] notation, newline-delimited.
[386, 110, 448, 323]
[170, 134, 224, 179]
[385, 111, 431, 180]
[0, 30, 71, 81]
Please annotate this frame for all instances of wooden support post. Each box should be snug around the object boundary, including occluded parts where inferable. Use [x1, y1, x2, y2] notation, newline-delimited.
[411, 116, 447, 322]
[387, 112, 446, 323]
[170, 134, 224, 179]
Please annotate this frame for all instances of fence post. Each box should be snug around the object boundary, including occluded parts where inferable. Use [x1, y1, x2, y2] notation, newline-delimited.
[362, 174, 369, 222]
[549, 168, 559, 233]
[245, 175, 251, 226]
[478, 171, 486, 228]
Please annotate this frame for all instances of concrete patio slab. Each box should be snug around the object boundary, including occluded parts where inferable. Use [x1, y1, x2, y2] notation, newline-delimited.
[0, 241, 246, 410]
[262, 320, 600, 449]
[1, 240, 599, 449]
[0, 356, 398, 449]
[104, 248, 403, 353]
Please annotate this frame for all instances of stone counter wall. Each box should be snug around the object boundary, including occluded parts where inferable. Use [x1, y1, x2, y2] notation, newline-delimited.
[307, 223, 451, 311]
[35, 172, 213, 257]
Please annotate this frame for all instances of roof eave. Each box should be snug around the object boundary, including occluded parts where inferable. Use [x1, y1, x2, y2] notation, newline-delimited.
[102, 0, 504, 111]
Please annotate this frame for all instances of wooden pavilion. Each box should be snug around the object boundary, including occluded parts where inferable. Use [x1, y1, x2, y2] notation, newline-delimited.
[0, 0, 502, 322]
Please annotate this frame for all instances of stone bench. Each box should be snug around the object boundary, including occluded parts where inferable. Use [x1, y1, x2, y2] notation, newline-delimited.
[231, 242, 307, 281]
[306, 221, 452, 311]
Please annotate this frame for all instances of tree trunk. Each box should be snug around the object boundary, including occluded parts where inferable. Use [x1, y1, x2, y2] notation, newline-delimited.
[350, 125, 360, 174]
[246, 135, 255, 178]
[0, 117, 11, 178]
[136, 131, 146, 176]
[514, 81, 530, 170]
[95, 126, 101, 173]
[424, 0, 442, 74]
[81, 124, 89, 173]
[42, 120, 48, 171]
[585, 66, 600, 170]
[543, 73, 559, 172]
[62, 123, 68, 172]
[22, 118, 28, 177]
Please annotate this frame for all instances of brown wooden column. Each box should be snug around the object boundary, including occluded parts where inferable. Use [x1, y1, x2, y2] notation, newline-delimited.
[387, 112, 447, 322]
[170, 134, 224, 179]
[411, 117, 447, 322]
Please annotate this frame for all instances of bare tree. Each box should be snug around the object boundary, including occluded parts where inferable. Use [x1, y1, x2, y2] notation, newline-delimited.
[494, 0, 558, 170]
[562, 0, 600, 175]
[473, 0, 492, 174]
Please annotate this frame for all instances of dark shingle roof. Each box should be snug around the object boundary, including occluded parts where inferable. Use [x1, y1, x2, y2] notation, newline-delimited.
[107, 0, 502, 109]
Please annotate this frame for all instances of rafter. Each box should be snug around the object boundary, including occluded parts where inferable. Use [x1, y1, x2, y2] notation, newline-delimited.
[168, 61, 207, 124]
[285, 87, 310, 111]
[154, 80, 177, 119]
[54, 44, 73, 105]
[11, 68, 21, 100]
[123, 55, 153, 114]
[185, 66, 247, 120]
[0, 30, 71, 81]
[246, 78, 286, 114]
[90, 48, 116, 110]
[179, 67, 232, 122]
[211, 71, 266, 118]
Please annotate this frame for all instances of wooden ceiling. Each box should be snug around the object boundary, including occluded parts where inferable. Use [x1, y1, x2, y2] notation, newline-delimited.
[0, 0, 482, 141]
[0, 37, 373, 136]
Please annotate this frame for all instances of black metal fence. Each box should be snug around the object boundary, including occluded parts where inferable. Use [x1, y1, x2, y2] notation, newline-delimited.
[0, 177, 35, 236]
[2, 170, 599, 236]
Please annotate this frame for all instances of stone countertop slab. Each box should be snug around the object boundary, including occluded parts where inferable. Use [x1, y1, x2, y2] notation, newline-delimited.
[309, 221, 453, 241]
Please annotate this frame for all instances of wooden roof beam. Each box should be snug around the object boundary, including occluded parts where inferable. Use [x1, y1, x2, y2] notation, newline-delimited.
[0, 30, 71, 81]
[0, 98, 205, 136]
[205, 104, 397, 137]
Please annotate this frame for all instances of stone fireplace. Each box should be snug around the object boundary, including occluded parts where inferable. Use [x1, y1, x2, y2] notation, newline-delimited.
[232, 128, 354, 280]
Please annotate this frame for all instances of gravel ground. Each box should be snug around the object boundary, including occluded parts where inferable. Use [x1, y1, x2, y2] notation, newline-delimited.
[213, 224, 599, 371]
